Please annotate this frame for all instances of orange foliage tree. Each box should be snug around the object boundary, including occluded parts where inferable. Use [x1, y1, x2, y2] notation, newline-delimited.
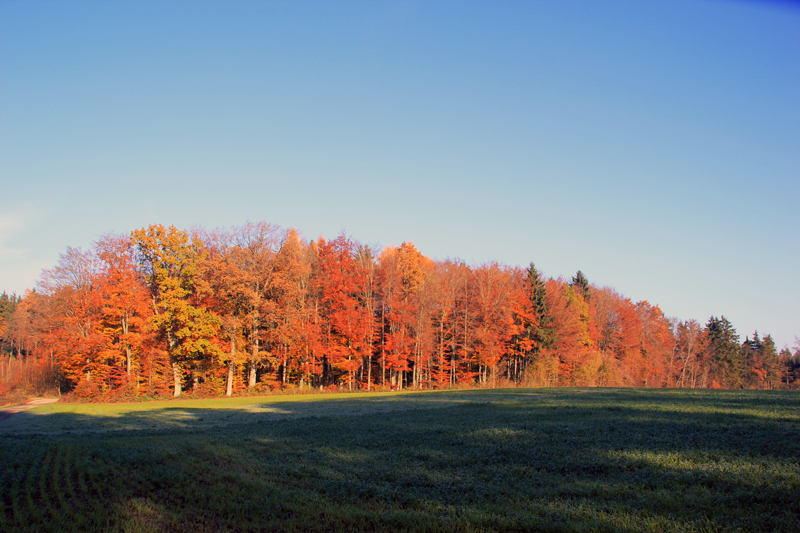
[315, 234, 374, 389]
[5, 220, 781, 399]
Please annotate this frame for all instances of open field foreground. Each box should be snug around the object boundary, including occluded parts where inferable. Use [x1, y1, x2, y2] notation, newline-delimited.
[1, 389, 798, 532]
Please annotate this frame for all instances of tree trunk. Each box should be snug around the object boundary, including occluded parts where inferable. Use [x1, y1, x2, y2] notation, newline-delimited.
[121, 313, 132, 376]
[172, 362, 181, 397]
[301, 345, 308, 389]
[679, 353, 690, 388]
[438, 315, 445, 385]
[514, 355, 518, 384]
[168, 331, 181, 397]
[248, 364, 257, 388]
[226, 336, 236, 397]
[249, 325, 259, 389]
[668, 347, 677, 387]
[381, 308, 386, 386]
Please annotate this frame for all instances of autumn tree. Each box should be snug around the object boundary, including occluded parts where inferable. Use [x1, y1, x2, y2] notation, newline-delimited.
[95, 235, 152, 384]
[273, 229, 318, 389]
[397, 242, 433, 389]
[741, 332, 781, 390]
[427, 260, 461, 387]
[377, 245, 407, 388]
[5, 293, 43, 361]
[313, 234, 374, 389]
[509, 263, 555, 383]
[204, 222, 284, 392]
[376, 242, 440, 389]
[354, 244, 378, 389]
[674, 320, 708, 388]
[203, 231, 247, 396]
[634, 301, 673, 387]
[592, 287, 644, 385]
[7, 219, 792, 396]
[471, 263, 518, 386]
[503, 268, 534, 384]
[37, 247, 110, 387]
[531, 278, 594, 386]
[132, 224, 221, 397]
[1, 291, 63, 395]
[451, 261, 479, 385]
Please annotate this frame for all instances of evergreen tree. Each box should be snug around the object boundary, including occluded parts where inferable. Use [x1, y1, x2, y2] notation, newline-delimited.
[778, 347, 797, 388]
[762, 335, 781, 389]
[570, 270, 590, 302]
[778, 348, 791, 387]
[526, 263, 557, 355]
[0, 292, 19, 355]
[740, 332, 781, 389]
[705, 316, 741, 388]
[741, 333, 762, 388]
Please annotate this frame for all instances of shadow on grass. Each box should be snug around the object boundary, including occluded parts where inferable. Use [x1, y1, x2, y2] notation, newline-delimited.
[1, 388, 799, 532]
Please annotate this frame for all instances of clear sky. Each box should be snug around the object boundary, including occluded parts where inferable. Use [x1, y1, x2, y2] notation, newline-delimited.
[1, 1, 798, 348]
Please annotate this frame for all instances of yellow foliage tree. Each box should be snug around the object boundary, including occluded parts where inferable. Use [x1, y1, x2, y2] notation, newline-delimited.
[131, 224, 221, 397]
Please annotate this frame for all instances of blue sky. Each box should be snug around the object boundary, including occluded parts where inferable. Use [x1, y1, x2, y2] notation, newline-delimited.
[1, 1, 798, 348]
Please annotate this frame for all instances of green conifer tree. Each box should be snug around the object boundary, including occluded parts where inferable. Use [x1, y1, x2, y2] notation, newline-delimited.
[0, 292, 19, 356]
[778, 347, 794, 387]
[527, 263, 557, 353]
[570, 270, 590, 302]
[705, 316, 741, 388]
[757, 334, 780, 389]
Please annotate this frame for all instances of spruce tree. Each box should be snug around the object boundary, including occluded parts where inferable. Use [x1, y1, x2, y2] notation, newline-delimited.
[740, 332, 781, 389]
[778, 347, 795, 387]
[0, 292, 18, 356]
[705, 316, 741, 388]
[570, 270, 590, 302]
[741, 333, 761, 388]
[526, 263, 557, 355]
[756, 334, 780, 389]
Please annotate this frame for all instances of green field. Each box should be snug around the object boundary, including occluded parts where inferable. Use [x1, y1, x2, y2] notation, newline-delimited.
[1, 388, 798, 532]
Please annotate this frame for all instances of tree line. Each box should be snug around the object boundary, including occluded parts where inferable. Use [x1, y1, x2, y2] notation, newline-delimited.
[1, 222, 797, 400]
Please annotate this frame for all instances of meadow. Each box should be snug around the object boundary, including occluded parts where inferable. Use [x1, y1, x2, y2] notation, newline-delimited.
[1, 388, 798, 532]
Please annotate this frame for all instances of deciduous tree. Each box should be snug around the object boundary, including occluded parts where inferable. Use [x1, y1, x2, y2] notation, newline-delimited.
[132, 224, 221, 397]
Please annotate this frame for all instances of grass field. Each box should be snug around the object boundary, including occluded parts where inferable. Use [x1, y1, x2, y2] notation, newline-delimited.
[1, 388, 798, 532]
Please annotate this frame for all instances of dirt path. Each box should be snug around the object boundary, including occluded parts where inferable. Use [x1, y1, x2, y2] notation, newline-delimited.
[0, 398, 59, 422]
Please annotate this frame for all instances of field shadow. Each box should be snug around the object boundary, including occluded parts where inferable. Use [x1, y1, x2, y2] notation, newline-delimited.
[1, 388, 798, 532]
[0, 389, 507, 435]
